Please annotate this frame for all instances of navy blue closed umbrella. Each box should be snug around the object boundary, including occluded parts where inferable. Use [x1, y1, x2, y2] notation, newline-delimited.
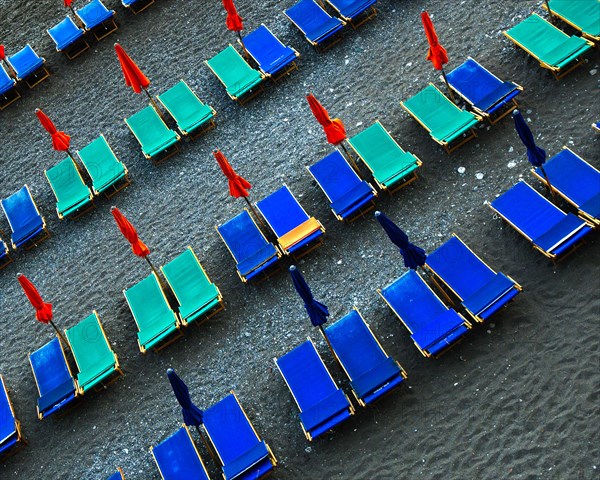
[375, 211, 427, 269]
[289, 265, 329, 327]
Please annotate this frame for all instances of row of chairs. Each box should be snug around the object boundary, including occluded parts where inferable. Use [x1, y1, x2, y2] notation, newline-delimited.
[0, 46, 50, 110]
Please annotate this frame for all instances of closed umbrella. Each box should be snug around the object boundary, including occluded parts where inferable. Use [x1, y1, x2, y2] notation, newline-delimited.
[35, 108, 76, 161]
[114, 43, 161, 113]
[421, 10, 454, 101]
[375, 211, 427, 270]
[64, 0, 76, 17]
[222, 0, 247, 55]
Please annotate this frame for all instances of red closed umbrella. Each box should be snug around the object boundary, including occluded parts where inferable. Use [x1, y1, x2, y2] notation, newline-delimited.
[0, 45, 5, 61]
[222, 0, 247, 55]
[420, 10, 454, 101]
[64, 0, 76, 16]
[35, 108, 75, 160]
[114, 43, 161, 112]
[306, 94, 347, 145]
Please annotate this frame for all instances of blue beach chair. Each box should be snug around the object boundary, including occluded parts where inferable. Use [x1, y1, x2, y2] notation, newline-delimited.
[593, 122, 600, 132]
[0, 375, 25, 458]
[203, 393, 277, 480]
[0, 64, 20, 110]
[308, 150, 376, 222]
[106, 468, 125, 480]
[0, 238, 10, 269]
[47, 17, 89, 60]
[446, 58, 522, 124]
[284, 0, 346, 50]
[122, 0, 154, 14]
[325, 309, 406, 406]
[490, 181, 594, 260]
[379, 270, 471, 358]
[151, 426, 210, 480]
[275, 339, 355, 441]
[425, 235, 522, 323]
[1, 185, 48, 249]
[256, 185, 325, 258]
[6, 44, 50, 88]
[244, 25, 300, 78]
[217, 210, 282, 283]
[29, 338, 77, 420]
[76, 0, 118, 41]
[324, 0, 378, 27]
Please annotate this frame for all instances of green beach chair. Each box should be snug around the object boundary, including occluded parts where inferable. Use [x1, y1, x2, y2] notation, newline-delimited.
[544, 0, 600, 43]
[123, 272, 182, 353]
[44, 157, 94, 220]
[347, 121, 422, 193]
[205, 45, 265, 104]
[401, 84, 481, 153]
[503, 13, 594, 80]
[77, 134, 130, 197]
[65, 311, 122, 394]
[157, 80, 216, 139]
[161, 247, 224, 326]
[124, 105, 180, 162]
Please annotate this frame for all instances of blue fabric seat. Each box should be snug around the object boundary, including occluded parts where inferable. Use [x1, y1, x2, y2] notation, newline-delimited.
[106, 469, 124, 480]
[379, 270, 471, 358]
[325, 309, 405, 406]
[0, 64, 16, 96]
[244, 25, 299, 77]
[7, 44, 46, 81]
[326, 0, 377, 21]
[29, 338, 77, 420]
[204, 393, 276, 480]
[426, 236, 522, 322]
[490, 181, 593, 259]
[0, 375, 23, 457]
[308, 150, 376, 221]
[1, 185, 47, 249]
[284, 0, 345, 47]
[76, 0, 115, 29]
[47, 17, 85, 52]
[275, 339, 354, 441]
[152, 426, 210, 480]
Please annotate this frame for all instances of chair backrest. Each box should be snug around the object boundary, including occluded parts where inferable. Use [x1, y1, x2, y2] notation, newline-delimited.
[0, 375, 16, 445]
[446, 58, 507, 108]
[152, 427, 210, 480]
[505, 14, 570, 59]
[77, 0, 113, 29]
[48, 16, 82, 49]
[285, 0, 333, 36]
[45, 158, 90, 206]
[29, 337, 73, 400]
[206, 45, 256, 89]
[124, 273, 174, 331]
[1, 185, 43, 239]
[125, 106, 170, 145]
[161, 247, 215, 308]
[0, 64, 15, 93]
[7, 44, 43, 78]
[157, 80, 209, 127]
[244, 25, 292, 73]
[77, 135, 122, 185]
[218, 210, 269, 263]
[402, 84, 464, 133]
[257, 185, 309, 237]
[308, 150, 362, 203]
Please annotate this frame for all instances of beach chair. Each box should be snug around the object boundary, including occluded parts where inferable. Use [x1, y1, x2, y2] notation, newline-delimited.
[151, 426, 210, 480]
[0, 238, 10, 269]
[594, 122, 600, 132]
[323, 0, 378, 28]
[76, 0, 118, 41]
[107, 468, 125, 480]
[123, 272, 182, 353]
[378, 270, 472, 358]
[157, 80, 216, 139]
[45, 157, 94, 220]
[65, 311, 122, 394]
[307, 150, 376, 222]
[347, 121, 423, 193]
[47, 17, 89, 60]
[243, 25, 300, 79]
[0, 375, 25, 458]
[256, 185, 325, 258]
[531, 148, 600, 227]
[543, 0, 600, 43]
[284, 0, 346, 50]
[503, 14, 593, 80]
[122, 0, 154, 15]
[446, 58, 523, 124]
[203, 392, 277, 479]
[216, 210, 282, 283]
[401, 84, 481, 153]
[29, 337, 77, 420]
[425, 235, 522, 323]
[1, 185, 49, 249]
[206, 45, 265, 104]
[275, 339, 355, 441]
[125, 105, 180, 162]
[0, 64, 20, 111]
[324, 309, 406, 406]
[6, 44, 50, 88]
[161, 247, 224, 326]
[489, 181, 594, 260]
[77, 135, 130, 197]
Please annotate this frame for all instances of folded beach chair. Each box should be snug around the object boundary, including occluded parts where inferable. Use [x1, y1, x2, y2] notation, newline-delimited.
[161, 247, 224, 326]
[325, 309, 406, 406]
[0, 64, 20, 111]
[531, 148, 600, 227]
[6, 44, 50, 88]
[47, 16, 89, 60]
[151, 426, 210, 480]
[347, 121, 423, 192]
[107, 468, 125, 480]
[157, 80, 216, 139]
[125, 105, 180, 162]
[307, 150, 376, 222]
[122, 0, 154, 15]
[378, 270, 471, 358]
[206, 45, 265, 104]
[324, 0, 378, 28]
[203, 392, 277, 479]
[244, 25, 300, 78]
[0, 375, 25, 458]
[275, 339, 355, 441]
[503, 14, 593, 80]
[65, 311, 122, 394]
[45, 157, 94, 220]
[446, 58, 523, 123]
[216, 210, 282, 283]
[0, 238, 10, 269]
[29, 337, 77, 420]
[76, 0, 118, 41]
[123, 272, 182, 352]
[490, 181, 594, 260]
[1, 185, 48, 249]
[77, 135, 130, 197]
[544, 0, 600, 43]
[284, 0, 346, 50]
[425, 235, 522, 323]
[256, 185, 325, 258]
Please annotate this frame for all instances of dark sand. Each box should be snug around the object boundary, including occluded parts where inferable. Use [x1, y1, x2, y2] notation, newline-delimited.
[1, 0, 599, 478]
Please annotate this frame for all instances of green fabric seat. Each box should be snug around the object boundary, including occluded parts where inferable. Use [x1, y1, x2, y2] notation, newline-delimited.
[348, 121, 421, 191]
[206, 45, 264, 101]
[123, 273, 180, 353]
[125, 105, 180, 159]
[158, 80, 216, 136]
[547, 0, 600, 41]
[161, 247, 222, 326]
[45, 158, 93, 219]
[77, 135, 128, 195]
[65, 312, 119, 393]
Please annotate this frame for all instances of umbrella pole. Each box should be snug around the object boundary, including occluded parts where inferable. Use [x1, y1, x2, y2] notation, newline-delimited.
[319, 325, 335, 357]
[237, 32, 249, 59]
[544, 0, 555, 23]
[143, 87, 162, 115]
[540, 166, 558, 204]
[144, 255, 161, 279]
[441, 68, 456, 103]
[339, 141, 361, 172]
[50, 320, 68, 346]
[194, 426, 216, 461]
[243, 196, 267, 229]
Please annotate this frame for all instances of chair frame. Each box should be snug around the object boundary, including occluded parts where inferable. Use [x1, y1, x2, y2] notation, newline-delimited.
[0, 240, 11, 270]
[0, 375, 27, 459]
[51, 32, 90, 61]
[320, 0, 378, 29]
[79, 10, 119, 42]
[0, 79, 21, 111]
[284, 1, 347, 52]
[151, 424, 210, 480]
[124, 0, 155, 15]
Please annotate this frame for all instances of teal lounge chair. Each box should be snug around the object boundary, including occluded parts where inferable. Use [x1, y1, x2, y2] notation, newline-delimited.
[77, 135, 130, 197]
[544, 0, 600, 43]
[125, 105, 180, 162]
[45, 157, 94, 219]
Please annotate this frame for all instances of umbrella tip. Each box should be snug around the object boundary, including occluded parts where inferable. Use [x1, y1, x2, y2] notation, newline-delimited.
[34, 108, 40, 112]
[166, 368, 174, 375]
[289, 265, 296, 272]
[17, 272, 23, 278]
[110, 205, 117, 211]
[512, 109, 520, 116]
[374, 211, 381, 217]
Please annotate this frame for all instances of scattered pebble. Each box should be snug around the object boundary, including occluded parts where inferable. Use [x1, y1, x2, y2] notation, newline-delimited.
[458, 166, 466, 174]
[507, 161, 516, 169]
[475, 173, 484, 180]
[508, 146, 514, 153]
[590, 69, 597, 76]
